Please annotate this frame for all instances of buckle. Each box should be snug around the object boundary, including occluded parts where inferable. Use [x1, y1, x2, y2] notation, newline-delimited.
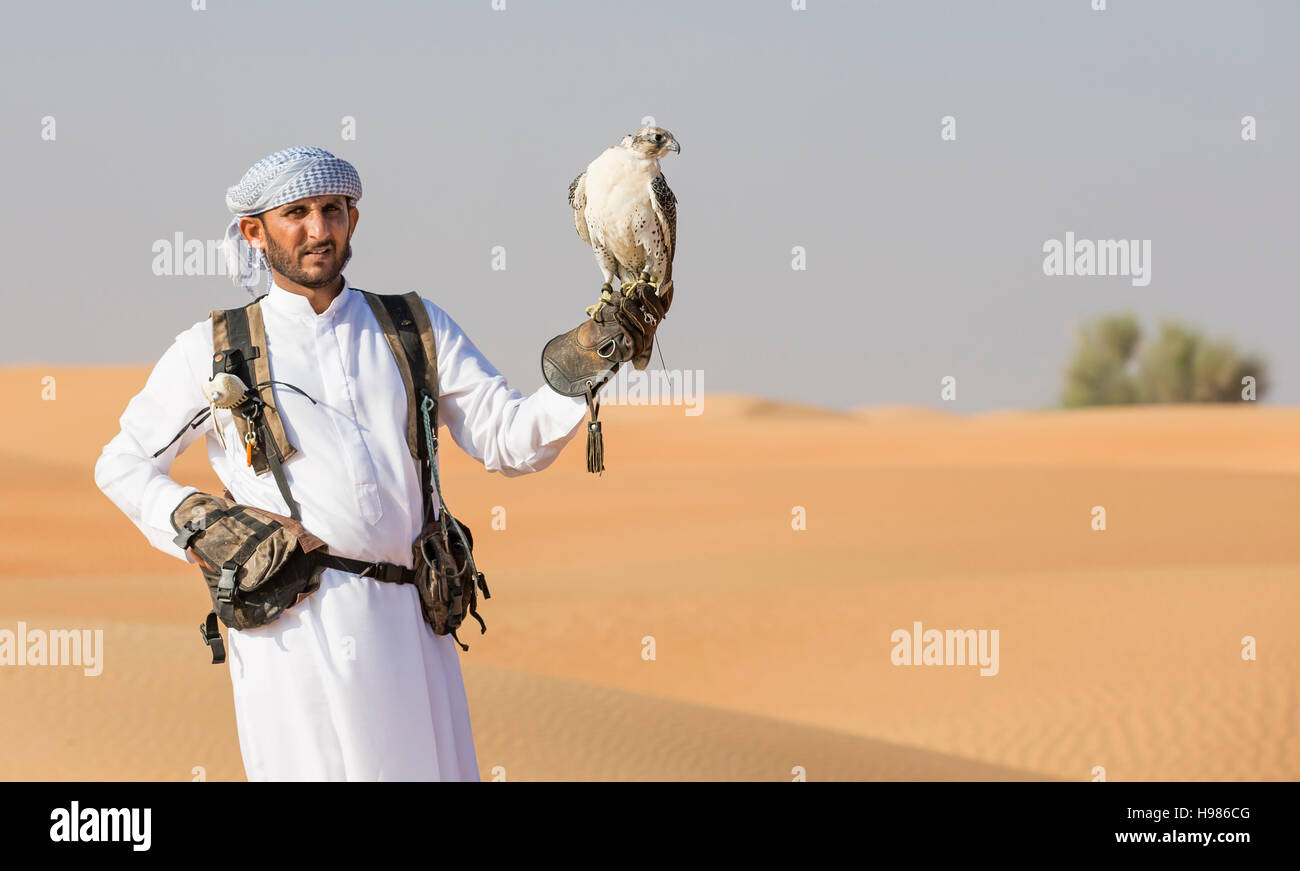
[199, 613, 226, 665]
[217, 562, 238, 603]
[352, 559, 415, 585]
[172, 521, 200, 550]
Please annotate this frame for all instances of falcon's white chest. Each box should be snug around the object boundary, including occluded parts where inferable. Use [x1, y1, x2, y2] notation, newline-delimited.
[582, 147, 663, 261]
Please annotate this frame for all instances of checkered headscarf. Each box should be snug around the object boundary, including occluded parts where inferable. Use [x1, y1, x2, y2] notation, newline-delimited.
[222, 146, 362, 295]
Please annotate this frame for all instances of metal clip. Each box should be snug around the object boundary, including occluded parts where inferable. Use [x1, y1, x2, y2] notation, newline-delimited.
[217, 562, 238, 603]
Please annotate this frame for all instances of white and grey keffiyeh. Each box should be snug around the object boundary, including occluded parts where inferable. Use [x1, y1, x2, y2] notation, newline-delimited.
[222, 146, 362, 295]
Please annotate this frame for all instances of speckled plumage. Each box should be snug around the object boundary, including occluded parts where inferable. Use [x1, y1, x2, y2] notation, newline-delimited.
[569, 126, 679, 289]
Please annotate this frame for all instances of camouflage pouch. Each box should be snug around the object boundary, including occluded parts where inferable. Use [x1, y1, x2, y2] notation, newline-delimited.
[412, 513, 490, 651]
[170, 491, 330, 631]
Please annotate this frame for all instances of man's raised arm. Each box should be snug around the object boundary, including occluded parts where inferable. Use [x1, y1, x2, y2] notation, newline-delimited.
[424, 300, 588, 478]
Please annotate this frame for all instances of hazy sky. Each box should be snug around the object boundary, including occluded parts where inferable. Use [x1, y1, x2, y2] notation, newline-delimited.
[1, 0, 1295, 411]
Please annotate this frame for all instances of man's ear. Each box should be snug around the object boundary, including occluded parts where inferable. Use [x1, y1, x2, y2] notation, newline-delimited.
[239, 215, 266, 251]
[347, 205, 359, 240]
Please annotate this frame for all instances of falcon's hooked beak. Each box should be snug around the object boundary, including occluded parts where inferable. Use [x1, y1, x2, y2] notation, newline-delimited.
[666, 139, 680, 154]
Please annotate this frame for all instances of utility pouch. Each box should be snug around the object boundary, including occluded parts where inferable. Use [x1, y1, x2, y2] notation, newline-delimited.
[170, 491, 329, 632]
[412, 513, 490, 651]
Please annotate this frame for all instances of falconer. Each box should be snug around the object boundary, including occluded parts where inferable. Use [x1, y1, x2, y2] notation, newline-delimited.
[95, 146, 606, 781]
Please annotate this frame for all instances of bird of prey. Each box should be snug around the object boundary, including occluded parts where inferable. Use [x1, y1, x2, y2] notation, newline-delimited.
[569, 125, 680, 349]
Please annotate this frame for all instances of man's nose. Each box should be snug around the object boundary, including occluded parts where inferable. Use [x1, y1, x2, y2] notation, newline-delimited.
[304, 209, 330, 240]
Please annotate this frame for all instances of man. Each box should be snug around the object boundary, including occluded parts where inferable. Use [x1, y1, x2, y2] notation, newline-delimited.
[94, 146, 594, 781]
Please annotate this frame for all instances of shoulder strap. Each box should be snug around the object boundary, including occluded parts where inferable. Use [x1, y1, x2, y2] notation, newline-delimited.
[210, 297, 301, 519]
[210, 297, 298, 473]
[357, 289, 441, 519]
[357, 290, 440, 460]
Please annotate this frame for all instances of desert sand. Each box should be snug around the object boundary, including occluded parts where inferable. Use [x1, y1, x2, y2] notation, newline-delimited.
[1, 364, 1296, 781]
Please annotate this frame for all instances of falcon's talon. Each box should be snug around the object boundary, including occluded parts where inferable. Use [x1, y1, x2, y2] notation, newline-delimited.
[586, 284, 617, 319]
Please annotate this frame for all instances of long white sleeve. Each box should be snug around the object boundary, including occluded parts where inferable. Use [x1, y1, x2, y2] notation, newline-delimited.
[93, 324, 211, 563]
[424, 300, 588, 478]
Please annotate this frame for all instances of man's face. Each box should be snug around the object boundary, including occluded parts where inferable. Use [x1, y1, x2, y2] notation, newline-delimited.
[241, 194, 359, 289]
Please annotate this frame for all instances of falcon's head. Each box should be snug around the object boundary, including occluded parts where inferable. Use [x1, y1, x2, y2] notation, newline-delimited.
[622, 126, 681, 159]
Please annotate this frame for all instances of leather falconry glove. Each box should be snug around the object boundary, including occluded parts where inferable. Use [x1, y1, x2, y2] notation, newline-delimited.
[540, 278, 673, 473]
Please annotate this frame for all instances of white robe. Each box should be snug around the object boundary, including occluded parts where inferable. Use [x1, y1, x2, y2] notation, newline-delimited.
[94, 278, 588, 781]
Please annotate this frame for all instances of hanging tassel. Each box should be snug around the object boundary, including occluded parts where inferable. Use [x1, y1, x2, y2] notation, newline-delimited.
[584, 381, 604, 475]
[586, 420, 604, 474]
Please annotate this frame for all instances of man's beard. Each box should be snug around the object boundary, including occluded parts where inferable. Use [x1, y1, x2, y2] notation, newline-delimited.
[262, 231, 353, 289]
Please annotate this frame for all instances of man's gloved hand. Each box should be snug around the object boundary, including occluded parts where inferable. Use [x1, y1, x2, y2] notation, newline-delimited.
[541, 277, 674, 473]
[541, 278, 673, 398]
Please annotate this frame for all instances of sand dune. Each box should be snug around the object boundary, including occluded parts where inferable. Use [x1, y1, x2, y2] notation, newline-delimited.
[700, 395, 854, 420]
[463, 665, 1050, 781]
[0, 618, 1043, 782]
[850, 405, 957, 424]
[1, 365, 1297, 780]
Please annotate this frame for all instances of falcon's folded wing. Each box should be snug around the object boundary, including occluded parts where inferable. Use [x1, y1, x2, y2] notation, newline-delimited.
[568, 172, 591, 247]
[649, 173, 677, 280]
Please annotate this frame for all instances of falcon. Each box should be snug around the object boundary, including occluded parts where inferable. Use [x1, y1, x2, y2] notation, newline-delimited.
[568, 125, 680, 351]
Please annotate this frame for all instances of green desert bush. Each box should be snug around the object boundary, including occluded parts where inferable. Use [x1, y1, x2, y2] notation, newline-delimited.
[1062, 313, 1141, 408]
[1062, 314, 1267, 407]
